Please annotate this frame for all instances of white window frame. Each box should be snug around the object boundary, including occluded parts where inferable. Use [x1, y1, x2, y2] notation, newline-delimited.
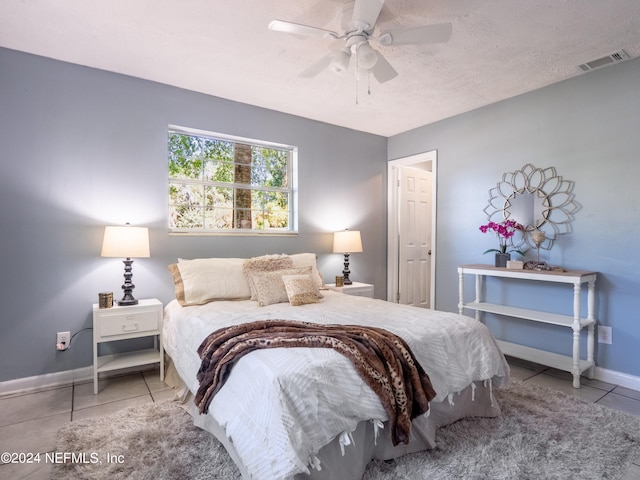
[168, 125, 298, 236]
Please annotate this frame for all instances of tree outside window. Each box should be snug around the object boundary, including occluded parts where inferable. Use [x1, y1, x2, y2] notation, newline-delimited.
[168, 127, 297, 234]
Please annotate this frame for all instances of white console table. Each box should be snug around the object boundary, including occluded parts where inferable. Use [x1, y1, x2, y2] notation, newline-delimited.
[457, 264, 597, 388]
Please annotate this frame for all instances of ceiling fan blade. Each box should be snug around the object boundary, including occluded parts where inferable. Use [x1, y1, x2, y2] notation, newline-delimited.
[299, 54, 334, 78]
[352, 0, 385, 30]
[268, 19, 338, 39]
[378, 22, 452, 46]
[370, 51, 398, 83]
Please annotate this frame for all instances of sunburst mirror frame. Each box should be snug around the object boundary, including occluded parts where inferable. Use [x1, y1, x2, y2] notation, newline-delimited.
[483, 164, 579, 251]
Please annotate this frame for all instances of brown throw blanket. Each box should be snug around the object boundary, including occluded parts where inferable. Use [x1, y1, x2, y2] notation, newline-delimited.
[195, 320, 436, 446]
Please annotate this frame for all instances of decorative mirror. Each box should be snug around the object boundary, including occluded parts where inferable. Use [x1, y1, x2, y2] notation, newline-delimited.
[483, 164, 579, 250]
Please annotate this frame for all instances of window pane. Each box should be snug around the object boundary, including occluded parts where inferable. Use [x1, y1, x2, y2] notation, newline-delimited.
[168, 133, 203, 180]
[251, 147, 289, 187]
[204, 159, 234, 183]
[202, 138, 233, 161]
[169, 206, 204, 228]
[251, 209, 290, 230]
[169, 182, 204, 206]
[203, 138, 234, 182]
[205, 207, 232, 229]
[235, 209, 253, 229]
[251, 191, 290, 229]
[206, 186, 233, 208]
[252, 190, 288, 209]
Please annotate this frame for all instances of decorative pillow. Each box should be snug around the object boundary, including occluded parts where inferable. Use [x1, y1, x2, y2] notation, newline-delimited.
[288, 253, 325, 290]
[168, 257, 251, 306]
[243, 254, 294, 300]
[282, 274, 321, 306]
[248, 266, 312, 307]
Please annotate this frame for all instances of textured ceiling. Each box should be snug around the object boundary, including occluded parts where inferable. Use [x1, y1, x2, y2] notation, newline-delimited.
[2, 0, 640, 136]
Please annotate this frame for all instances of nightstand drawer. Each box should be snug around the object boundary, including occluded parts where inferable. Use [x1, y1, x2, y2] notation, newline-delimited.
[98, 310, 159, 337]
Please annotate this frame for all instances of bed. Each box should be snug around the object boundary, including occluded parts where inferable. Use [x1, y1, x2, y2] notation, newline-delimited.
[163, 254, 510, 480]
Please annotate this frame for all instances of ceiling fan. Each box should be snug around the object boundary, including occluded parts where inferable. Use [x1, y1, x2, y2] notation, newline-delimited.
[268, 0, 452, 84]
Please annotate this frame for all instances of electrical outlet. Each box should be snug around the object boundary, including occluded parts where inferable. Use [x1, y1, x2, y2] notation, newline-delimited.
[56, 331, 70, 351]
[598, 326, 612, 345]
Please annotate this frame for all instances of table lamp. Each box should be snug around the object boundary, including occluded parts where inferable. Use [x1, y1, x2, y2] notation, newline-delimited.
[101, 224, 150, 306]
[332, 230, 363, 285]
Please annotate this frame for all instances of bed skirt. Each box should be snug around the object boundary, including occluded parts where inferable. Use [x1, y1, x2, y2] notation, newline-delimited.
[164, 358, 501, 480]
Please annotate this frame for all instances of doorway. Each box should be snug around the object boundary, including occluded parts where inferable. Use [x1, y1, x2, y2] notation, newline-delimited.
[387, 151, 437, 308]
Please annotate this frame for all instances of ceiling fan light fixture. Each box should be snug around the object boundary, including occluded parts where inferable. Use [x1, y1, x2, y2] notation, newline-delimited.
[357, 42, 378, 69]
[331, 49, 351, 74]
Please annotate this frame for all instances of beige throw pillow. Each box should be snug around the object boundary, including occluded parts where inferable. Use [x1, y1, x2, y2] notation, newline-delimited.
[248, 266, 312, 307]
[282, 274, 321, 306]
[243, 254, 294, 300]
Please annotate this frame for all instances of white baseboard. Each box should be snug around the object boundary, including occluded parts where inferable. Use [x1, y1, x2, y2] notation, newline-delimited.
[0, 364, 162, 397]
[0, 367, 93, 396]
[594, 366, 640, 392]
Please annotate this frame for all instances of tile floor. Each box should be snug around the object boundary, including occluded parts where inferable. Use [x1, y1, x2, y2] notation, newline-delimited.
[1, 358, 639, 480]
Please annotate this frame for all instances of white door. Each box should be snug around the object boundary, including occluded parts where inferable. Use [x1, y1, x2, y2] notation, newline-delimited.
[398, 167, 432, 307]
[387, 151, 436, 308]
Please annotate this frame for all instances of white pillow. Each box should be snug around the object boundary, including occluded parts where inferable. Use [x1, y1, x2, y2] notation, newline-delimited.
[168, 257, 251, 306]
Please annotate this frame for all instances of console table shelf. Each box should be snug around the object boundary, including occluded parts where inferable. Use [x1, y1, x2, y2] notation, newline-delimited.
[463, 302, 595, 328]
[495, 341, 594, 375]
[457, 264, 597, 388]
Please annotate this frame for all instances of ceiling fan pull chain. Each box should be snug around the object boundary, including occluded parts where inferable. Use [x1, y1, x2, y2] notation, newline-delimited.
[355, 47, 359, 105]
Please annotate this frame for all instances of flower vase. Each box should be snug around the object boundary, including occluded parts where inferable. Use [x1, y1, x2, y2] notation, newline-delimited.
[495, 253, 510, 268]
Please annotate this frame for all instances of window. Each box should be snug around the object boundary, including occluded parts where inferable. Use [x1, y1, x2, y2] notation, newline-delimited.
[168, 126, 297, 234]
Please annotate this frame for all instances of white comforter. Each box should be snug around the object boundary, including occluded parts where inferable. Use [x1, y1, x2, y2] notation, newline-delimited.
[163, 292, 509, 480]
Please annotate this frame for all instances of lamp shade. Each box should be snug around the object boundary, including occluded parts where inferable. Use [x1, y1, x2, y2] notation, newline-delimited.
[101, 226, 150, 258]
[333, 230, 363, 254]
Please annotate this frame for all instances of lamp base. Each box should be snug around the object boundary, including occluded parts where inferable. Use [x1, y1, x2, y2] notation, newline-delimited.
[342, 253, 353, 285]
[118, 258, 139, 306]
[117, 296, 139, 306]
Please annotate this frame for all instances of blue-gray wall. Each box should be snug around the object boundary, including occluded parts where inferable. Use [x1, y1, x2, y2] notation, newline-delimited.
[389, 57, 640, 378]
[0, 47, 387, 383]
[2, 45, 639, 384]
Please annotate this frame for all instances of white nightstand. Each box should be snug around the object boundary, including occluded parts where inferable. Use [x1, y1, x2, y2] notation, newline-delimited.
[326, 282, 374, 298]
[92, 298, 164, 394]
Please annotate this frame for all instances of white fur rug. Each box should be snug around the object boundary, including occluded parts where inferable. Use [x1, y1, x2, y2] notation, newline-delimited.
[53, 379, 640, 479]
